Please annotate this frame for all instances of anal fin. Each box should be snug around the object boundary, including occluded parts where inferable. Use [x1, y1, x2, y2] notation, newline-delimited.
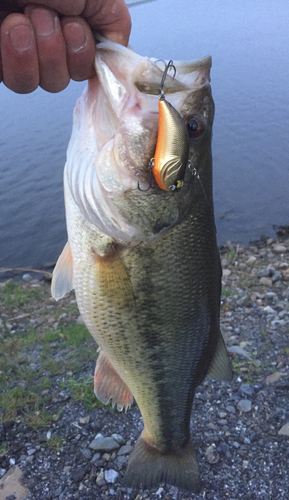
[94, 350, 133, 411]
[206, 333, 233, 381]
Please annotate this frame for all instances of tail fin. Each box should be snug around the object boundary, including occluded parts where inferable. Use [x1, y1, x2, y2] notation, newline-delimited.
[124, 437, 201, 493]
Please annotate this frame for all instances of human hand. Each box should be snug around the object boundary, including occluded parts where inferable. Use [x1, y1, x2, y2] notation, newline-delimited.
[0, 0, 131, 93]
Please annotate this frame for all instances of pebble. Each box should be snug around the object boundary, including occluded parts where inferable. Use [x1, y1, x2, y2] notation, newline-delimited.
[273, 244, 287, 254]
[246, 256, 257, 265]
[27, 448, 36, 456]
[237, 399, 252, 412]
[156, 487, 165, 496]
[0, 468, 6, 478]
[205, 445, 220, 464]
[240, 383, 254, 396]
[111, 434, 125, 445]
[263, 305, 275, 313]
[266, 372, 281, 383]
[71, 466, 88, 483]
[79, 448, 92, 460]
[260, 277, 272, 286]
[79, 416, 90, 425]
[278, 424, 289, 436]
[89, 434, 121, 452]
[104, 469, 119, 483]
[117, 444, 133, 455]
[22, 273, 33, 282]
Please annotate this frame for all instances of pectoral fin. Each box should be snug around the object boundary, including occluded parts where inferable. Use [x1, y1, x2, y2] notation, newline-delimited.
[206, 333, 233, 381]
[51, 242, 74, 301]
[94, 350, 133, 411]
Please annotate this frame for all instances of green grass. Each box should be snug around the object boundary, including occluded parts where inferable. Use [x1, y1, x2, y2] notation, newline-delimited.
[0, 281, 99, 427]
[67, 375, 106, 411]
[0, 281, 42, 308]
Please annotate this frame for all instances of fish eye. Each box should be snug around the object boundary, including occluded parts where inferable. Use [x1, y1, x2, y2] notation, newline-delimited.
[186, 115, 204, 138]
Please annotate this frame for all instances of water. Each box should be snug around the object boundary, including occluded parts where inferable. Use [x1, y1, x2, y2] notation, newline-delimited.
[0, 0, 289, 269]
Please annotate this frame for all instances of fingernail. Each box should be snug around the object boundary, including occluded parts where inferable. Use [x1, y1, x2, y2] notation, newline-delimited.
[64, 22, 88, 52]
[9, 25, 32, 52]
[30, 8, 56, 37]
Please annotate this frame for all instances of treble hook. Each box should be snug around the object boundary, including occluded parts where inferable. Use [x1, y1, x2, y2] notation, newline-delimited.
[138, 159, 156, 192]
[158, 60, 176, 98]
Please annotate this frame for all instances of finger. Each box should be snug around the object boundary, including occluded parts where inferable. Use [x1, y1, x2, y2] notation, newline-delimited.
[0, 13, 39, 93]
[25, 6, 70, 92]
[83, 0, 131, 46]
[62, 16, 95, 82]
[18, 1, 86, 16]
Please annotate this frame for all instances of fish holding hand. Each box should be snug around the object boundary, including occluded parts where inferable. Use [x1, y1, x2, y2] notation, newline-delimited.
[51, 37, 232, 493]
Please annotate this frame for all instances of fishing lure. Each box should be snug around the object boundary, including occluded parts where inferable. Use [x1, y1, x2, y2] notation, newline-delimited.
[151, 60, 190, 191]
[138, 60, 205, 192]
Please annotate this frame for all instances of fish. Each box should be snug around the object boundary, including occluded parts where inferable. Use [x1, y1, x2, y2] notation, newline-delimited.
[51, 36, 232, 493]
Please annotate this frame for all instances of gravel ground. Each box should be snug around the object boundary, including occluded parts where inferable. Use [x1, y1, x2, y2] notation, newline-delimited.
[0, 233, 289, 500]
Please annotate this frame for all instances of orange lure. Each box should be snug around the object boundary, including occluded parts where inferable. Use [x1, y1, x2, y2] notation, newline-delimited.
[150, 61, 190, 191]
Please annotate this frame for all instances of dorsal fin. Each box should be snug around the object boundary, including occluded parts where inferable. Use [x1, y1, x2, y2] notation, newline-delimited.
[51, 242, 74, 301]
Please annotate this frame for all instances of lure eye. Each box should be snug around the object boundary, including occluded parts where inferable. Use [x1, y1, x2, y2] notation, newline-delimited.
[186, 116, 204, 138]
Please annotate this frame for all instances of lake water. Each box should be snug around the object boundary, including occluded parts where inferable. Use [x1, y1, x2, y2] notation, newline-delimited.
[0, 0, 289, 270]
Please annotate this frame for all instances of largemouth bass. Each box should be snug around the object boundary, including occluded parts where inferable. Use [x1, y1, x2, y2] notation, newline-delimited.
[52, 37, 232, 493]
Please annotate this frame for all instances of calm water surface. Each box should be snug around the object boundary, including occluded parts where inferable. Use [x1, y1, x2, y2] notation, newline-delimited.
[0, 0, 289, 269]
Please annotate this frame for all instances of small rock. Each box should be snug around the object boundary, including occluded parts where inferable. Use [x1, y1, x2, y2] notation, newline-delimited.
[89, 434, 120, 452]
[263, 305, 275, 313]
[156, 487, 165, 496]
[0, 468, 6, 478]
[272, 271, 283, 283]
[71, 466, 88, 483]
[223, 269, 231, 277]
[279, 262, 288, 269]
[22, 273, 33, 282]
[105, 469, 119, 484]
[79, 416, 90, 425]
[240, 383, 254, 396]
[111, 434, 125, 445]
[117, 444, 133, 456]
[80, 448, 92, 460]
[27, 448, 36, 456]
[0, 466, 28, 499]
[96, 471, 104, 484]
[273, 244, 287, 254]
[227, 345, 252, 360]
[266, 372, 281, 383]
[102, 453, 111, 461]
[9, 458, 15, 466]
[246, 256, 257, 265]
[226, 405, 236, 414]
[257, 267, 272, 278]
[26, 455, 34, 464]
[237, 399, 252, 412]
[260, 277, 272, 286]
[233, 441, 240, 449]
[278, 424, 289, 436]
[91, 453, 101, 463]
[205, 445, 220, 464]
[63, 466, 72, 474]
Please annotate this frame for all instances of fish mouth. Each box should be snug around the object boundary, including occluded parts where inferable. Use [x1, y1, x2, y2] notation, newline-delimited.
[133, 56, 212, 96]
